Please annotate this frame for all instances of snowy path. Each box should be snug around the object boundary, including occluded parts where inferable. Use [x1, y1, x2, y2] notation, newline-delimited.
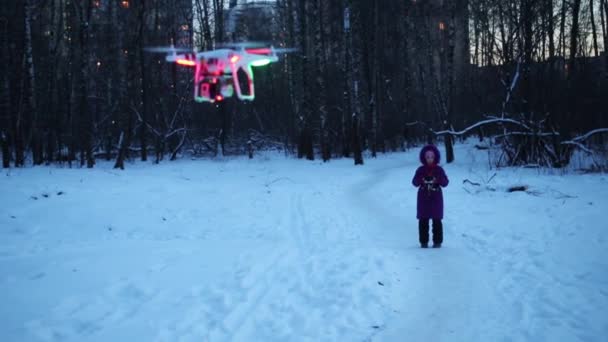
[1, 145, 607, 341]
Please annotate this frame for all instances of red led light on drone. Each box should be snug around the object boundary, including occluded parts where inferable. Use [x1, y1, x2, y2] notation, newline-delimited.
[245, 48, 271, 55]
[176, 59, 196, 66]
[215, 95, 224, 101]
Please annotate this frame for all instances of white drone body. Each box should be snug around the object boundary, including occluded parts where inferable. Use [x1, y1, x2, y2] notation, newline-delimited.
[149, 43, 291, 103]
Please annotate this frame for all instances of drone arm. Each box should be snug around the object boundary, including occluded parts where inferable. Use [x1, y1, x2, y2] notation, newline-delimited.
[165, 54, 181, 62]
[167, 53, 198, 67]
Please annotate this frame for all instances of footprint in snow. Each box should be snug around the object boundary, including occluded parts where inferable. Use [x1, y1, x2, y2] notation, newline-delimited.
[30, 272, 45, 280]
[30, 191, 64, 200]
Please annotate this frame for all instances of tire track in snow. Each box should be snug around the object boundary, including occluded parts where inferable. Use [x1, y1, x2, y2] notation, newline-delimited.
[221, 248, 296, 341]
[219, 192, 315, 341]
[227, 186, 391, 340]
[347, 163, 411, 249]
[236, 192, 318, 334]
[213, 194, 298, 341]
[291, 192, 314, 254]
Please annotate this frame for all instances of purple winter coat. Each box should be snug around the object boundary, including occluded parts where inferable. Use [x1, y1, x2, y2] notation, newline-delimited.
[412, 145, 449, 220]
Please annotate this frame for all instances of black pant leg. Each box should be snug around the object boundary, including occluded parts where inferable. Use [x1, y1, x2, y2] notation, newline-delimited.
[432, 219, 443, 244]
[418, 219, 430, 244]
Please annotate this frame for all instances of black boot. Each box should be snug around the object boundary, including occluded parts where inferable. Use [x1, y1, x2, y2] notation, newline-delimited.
[432, 219, 443, 247]
[418, 219, 430, 247]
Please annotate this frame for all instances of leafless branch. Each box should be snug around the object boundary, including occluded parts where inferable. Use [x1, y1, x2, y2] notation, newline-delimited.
[433, 117, 532, 136]
[561, 140, 594, 154]
[463, 179, 481, 186]
[565, 128, 608, 143]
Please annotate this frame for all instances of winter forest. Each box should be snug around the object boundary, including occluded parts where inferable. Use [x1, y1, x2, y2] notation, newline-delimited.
[2, 0, 607, 168]
[1, 1, 608, 342]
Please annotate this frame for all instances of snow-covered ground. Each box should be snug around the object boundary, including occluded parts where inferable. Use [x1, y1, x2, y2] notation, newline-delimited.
[1, 144, 607, 342]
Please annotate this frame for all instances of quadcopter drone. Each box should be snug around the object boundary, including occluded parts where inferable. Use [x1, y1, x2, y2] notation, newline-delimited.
[146, 43, 294, 104]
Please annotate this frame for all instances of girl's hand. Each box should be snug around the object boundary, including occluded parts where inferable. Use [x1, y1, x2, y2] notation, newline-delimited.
[437, 168, 449, 187]
[412, 168, 424, 187]
[423, 176, 436, 184]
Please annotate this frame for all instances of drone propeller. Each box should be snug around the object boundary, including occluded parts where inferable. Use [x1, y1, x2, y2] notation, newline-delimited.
[272, 47, 298, 54]
[144, 46, 194, 54]
[244, 46, 298, 56]
[217, 41, 269, 49]
[219, 41, 297, 52]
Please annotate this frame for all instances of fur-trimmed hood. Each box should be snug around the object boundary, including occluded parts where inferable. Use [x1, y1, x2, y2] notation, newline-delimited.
[419, 145, 441, 165]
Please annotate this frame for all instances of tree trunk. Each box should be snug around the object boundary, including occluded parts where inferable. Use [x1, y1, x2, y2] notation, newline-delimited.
[369, 0, 380, 158]
[1, 131, 8, 168]
[602, 0, 608, 77]
[569, 0, 582, 76]
[560, 0, 567, 57]
[219, 104, 228, 156]
[591, 0, 600, 56]
[296, 0, 314, 160]
[79, 1, 94, 168]
[138, 1, 148, 161]
[547, 0, 555, 59]
[352, 116, 363, 165]
[170, 131, 186, 161]
[341, 3, 351, 158]
[213, 0, 225, 42]
[346, 2, 363, 165]
[25, 0, 42, 165]
[521, 0, 534, 120]
[314, 0, 330, 162]
[114, 131, 126, 169]
[1, 14, 10, 168]
[444, 0, 460, 164]
[601, 1, 608, 52]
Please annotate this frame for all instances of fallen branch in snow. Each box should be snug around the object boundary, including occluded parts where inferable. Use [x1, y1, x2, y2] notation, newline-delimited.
[494, 131, 560, 139]
[463, 179, 481, 186]
[434, 117, 605, 167]
[549, 189, 578, 199]
[522, 188, 577, 199]
[566, 128, 608, 143]
[264, 177, 295, 187]
[560, 140, 594, 154]
[561, 128, 608, 154]
[462, 185, 496, 193]
[507, 185, 528, 192]
[462, 172, 498, 193]
[102, 169, 121, 176]
[525, 189, 542, 196]
[432, 118, 532, 136]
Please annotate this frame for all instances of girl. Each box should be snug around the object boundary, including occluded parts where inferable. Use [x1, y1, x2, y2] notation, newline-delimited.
[412, 145, 449, 248]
